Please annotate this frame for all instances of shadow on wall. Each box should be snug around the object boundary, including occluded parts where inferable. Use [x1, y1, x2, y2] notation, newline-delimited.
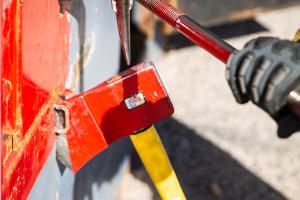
[131, 117, 287, 200]
[73, 138, 131, 200]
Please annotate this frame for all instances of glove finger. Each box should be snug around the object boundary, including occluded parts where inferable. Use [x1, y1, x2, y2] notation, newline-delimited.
[272, 39, 294, 55]
[264, 64, 300, 114]
[250, 60, 280, 104]
[239, 37, 279, 103]
[226, 51, 251, 103]
[252, 40, 294, 105]
[237, 54, 263, 99]
[291, 42, 300, 62]
[247, 37, 278, 49]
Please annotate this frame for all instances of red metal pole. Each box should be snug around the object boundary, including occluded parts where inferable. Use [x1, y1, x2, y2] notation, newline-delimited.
[136, 0, 236, 63]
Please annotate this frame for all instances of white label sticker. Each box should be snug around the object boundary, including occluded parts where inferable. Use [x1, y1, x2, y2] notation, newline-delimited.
[124, 93, 146, 110]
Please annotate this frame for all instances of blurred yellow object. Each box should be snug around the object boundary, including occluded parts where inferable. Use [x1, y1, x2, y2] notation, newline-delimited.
[293, 29, 300, 42]
[130, 126, 186, 200]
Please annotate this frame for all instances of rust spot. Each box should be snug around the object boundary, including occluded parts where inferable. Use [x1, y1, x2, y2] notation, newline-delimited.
[54, 104, 70, 135]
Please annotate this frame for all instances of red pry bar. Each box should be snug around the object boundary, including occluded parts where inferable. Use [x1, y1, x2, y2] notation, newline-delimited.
[136, 0, 235, 63]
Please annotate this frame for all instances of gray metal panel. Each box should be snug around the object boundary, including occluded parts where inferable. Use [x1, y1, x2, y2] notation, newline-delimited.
[28, 139, 131, 200]
[71, 139, 131, 200]
[27, 147, 59, 200]
[66, 0, 120, 92]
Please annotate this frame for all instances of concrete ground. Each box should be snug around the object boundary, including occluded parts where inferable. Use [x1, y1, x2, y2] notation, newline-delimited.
[120, 5, 300, 200]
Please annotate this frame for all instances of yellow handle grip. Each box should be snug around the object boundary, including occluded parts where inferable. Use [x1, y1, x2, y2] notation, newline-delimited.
[130, 126, 186, 200]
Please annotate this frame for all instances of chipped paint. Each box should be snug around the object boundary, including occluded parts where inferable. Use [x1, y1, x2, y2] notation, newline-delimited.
[65, 40, 93, 90]
[2, 0, 70, 199]
[3, 90, 58, 165]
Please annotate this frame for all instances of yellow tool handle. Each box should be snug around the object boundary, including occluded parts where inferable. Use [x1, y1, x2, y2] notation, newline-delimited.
[293, 29, 300, 42]
[130, 126, 186, 200]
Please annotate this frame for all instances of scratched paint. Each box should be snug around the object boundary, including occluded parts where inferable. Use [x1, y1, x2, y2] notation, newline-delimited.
[1, 0, 22, 144]
[1, 0, 70, 199]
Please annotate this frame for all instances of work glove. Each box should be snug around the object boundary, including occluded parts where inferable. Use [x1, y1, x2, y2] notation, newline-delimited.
[226, 37, 300, 138]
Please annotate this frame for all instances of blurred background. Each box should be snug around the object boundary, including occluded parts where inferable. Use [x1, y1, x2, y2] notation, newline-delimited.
[118, 1, 300, 199]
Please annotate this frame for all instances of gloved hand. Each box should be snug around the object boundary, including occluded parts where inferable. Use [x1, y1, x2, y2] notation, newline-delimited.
[226, 37, 300, 138]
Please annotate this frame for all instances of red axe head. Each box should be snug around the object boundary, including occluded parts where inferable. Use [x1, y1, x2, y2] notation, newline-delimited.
[57, 62, 174, 172]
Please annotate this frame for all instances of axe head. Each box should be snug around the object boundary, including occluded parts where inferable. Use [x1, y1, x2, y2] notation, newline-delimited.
[59, 62, 174, 172]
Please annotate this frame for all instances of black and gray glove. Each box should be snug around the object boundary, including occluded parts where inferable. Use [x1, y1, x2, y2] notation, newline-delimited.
[226, 37, 300, 138]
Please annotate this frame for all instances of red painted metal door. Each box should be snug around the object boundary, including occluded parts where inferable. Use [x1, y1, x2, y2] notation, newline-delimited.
[2, 0, 70, 199]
